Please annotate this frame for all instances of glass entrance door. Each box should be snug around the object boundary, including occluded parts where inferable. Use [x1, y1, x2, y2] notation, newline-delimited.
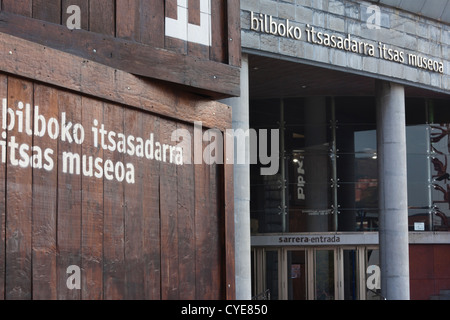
[314, 249, 336, 300]
[287, 250, 307, 300]
[252, 246, 380, 300]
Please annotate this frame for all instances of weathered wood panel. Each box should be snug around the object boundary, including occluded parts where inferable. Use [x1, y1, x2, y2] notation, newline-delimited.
[56, 89, 82, 300]
[5, 77, 33, 300]
[32, 84, 58, 300]
[123, 107, 145, 299]
[0, 74, 7, 300]
[102, 102, 125, 300]
[0, 0, 241, 97]
[0, 73, 233, 300]
[0, 0, 235, 297]
[81, 96, 104, 300]
[142, 112, 161, 300]
[160, 119, 179, 300]
[0, 31, 232, 130]
[2, 0, 32, 16]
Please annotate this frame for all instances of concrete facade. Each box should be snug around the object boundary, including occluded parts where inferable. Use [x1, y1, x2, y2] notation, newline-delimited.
[241, 0, 450, 93]
[376, 80, 410, 300]
[221, 55, 252, 300]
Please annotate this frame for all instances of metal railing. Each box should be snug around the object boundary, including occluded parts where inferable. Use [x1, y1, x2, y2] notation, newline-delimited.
[252, 289, 271, 300]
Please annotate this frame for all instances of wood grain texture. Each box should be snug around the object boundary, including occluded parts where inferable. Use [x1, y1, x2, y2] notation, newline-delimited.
[32, 0, 61, 24]
[0, 74, 7, 300]
[141, 112, 161, 300]
[56, 90, 82, 300]
[5, 77, 33, 299]
[2, 0, 32, 16]
[0, 0, 241, 98]
[0, 0, 236, 296]
[102, 102, 125, 300]
[81, 96, 104, 300]
[176, 123, 196, 299]
[0, 21, 236, 123]
[32, 84, 58, 300]
[160, 119, 179, 300]
[123, 107, 145, 299]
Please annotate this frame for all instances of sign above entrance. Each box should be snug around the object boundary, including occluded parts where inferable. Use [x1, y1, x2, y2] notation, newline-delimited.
[250, 11, 444, 75]
[241, 0, 449, 94]
[251, 232, 450, 247]
[251, 233, 379, 247]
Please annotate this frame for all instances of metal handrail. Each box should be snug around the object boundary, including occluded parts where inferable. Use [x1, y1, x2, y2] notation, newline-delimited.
[252, 289, 271, 300]
[367, 289, 387, 300]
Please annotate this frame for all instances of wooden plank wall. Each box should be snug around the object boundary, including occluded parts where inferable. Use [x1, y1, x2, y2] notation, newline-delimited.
[0, 74, 227, 300]
[0, 0, 234, 65]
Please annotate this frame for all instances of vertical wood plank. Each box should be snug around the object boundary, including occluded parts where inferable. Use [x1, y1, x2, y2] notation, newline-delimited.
[160, 119, 179, 300]
[165, 0, 178, 20]
[81, 96, 104, 300]
[227, 0, 241, 67]
[188, 0, 200, 25]
[187, 0, 208, 59]
[142, 114, 161, 300]
[123, 107, 144, 299]
[61, 0, 89, 30]
[165, 0, 187, 54]
[5, 77, 33, 299]
[195, 128, 212, 299]
[210, 0, 227, 63]
[223, 130, 235, 299]
[140, 0, 165, 47]
[209, 149, 222, 299]
[32, 84, 58, 300]
[116, 0, 140, 42]
[89, 0, 115, 36]
[56, 90, 82, 300]
[102, 102, 125, 300]
[33, 0, 62, 24]
[2, 0, 32, 16]
[176, 123, 195, 299]
[0, 74, 7, 300]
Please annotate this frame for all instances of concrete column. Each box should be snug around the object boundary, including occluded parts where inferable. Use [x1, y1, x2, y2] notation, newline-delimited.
[376, 80, 410, 300]
[221, 54, 251, 300]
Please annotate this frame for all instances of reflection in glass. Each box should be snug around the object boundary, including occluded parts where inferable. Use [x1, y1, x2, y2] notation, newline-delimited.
[365, 249, 382, 300]
[250, 97, 450, 234]
[315, 250, 335, 300]
[343, 250, 358, 300]
[265, 251, 279, 300]
[287, 251, 307, 300]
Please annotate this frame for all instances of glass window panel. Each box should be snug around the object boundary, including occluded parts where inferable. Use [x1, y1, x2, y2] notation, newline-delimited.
[430, 124, 450, 155]
[337, 182, 378, 209]
[405, 98, 427, 125]
[287, 250, 307, 300]
[251, 180, 283, 234]
[315, 250, 335, 300]
[429, 99, 450, 124]
[338, 209, 379, 231]
[365, 249, 382, 300]
[408, 207, 431, 231]
[334, 97, 376, 125]
[266, 251, 279, 300]
[406, 125, 430, 155]
[432, 206, 450, 231]
[343, 249, 358, 300]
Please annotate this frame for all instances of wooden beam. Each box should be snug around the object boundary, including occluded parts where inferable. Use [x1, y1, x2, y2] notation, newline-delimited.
[0, 31, 232, 131]
[223, 134, 236, 300]
[0, 11, 240, 98]
[227, 0, 241, 67]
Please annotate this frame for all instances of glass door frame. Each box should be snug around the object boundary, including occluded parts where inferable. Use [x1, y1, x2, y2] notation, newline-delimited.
[252, 245, 379, 300]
